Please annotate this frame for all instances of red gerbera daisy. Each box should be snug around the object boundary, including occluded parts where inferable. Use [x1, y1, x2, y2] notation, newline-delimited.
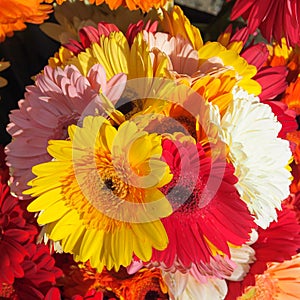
[151, 139, 254, 270]
[230, 0, 300, 46]
[0, 181, 37, 287]
[225, 205, 300, 300]
[12, 244, 63, 300]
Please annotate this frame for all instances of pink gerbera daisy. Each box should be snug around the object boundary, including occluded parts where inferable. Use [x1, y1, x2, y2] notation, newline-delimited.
[151, 139, 254, 270]
[5, 64, 126, 198]
[230, 0, 300, 46]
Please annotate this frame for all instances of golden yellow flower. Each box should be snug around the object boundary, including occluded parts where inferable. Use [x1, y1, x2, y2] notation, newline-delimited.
[25, 115, 173, 271]
[160, 5, 203, 50]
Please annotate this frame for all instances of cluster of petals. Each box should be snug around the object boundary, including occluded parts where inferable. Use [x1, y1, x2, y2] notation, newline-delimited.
[0, 148, 61, 299]
[4, 7, 296, 298]
[230, 0, 300, 46]
[0, 0, 52, 42]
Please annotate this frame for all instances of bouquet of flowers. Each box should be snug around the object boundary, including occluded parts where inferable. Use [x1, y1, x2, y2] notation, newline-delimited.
[1, 0, 300, 299]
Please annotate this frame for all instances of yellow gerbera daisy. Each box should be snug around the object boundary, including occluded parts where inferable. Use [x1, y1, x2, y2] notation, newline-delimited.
[25, 115, 172, 271]
[68, 31, 167, 80]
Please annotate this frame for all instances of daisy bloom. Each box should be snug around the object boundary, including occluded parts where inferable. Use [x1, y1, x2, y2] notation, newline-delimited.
[151, 138, 254, 271]
[95, 267, 168, 299]
[230, 0, 300, 46]
[12, 244, 62, 300]
[240, 254, 300, 300]
[58, 259, 167, 300]
[25, 115, 172, 271]
[283, 76, 300, 114]
[6, 64, 126, 198]
[284, 193, 300, 228]
[0, 0, 52, 42]
[163, 271, 227, 300]
[160, 6, 261, 96]
[226, 206, 300, 299]
[0, 180, 37, 287]
[160, 5, 203, 51]
[221, 87, 292, 228]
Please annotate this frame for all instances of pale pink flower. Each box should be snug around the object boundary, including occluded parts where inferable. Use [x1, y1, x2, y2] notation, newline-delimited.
[6, 64, 126, 198]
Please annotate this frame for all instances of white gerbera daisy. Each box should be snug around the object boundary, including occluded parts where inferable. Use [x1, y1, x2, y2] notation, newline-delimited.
[221, 87, 292, 228]
[163, 271, 227, 300]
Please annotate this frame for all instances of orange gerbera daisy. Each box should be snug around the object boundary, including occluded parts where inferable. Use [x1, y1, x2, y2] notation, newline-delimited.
[282, 76, 300, 114]
[0, 0, 52, 42]
[239, 254, 300, 300]
[45, 0, 170, 12]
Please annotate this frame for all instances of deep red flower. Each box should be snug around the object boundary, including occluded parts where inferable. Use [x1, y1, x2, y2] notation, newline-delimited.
[72, 289, 105, 300]
[13, 244, 63, 299]
[151, 139, 254, 270]
[230, 0, 300, 46]
[239, 43, 297, 139]
[65, 20, 157, 55]
[284, 192, 300, 225]
[262, 101, 297, 139]
[125, 20, 157, 46]
[225, 205, 300, 299]
[241, 43, 289, 101]
[0, 181, 37, 286]
[65, 22, 120, 55]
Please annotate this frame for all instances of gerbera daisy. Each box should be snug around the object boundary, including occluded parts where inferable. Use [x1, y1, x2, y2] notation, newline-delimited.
[54, 254, 167, 300]
[226, 206, 300, 299]
[0, 180, 37, 287]
[6, 64, 126, 198]
[12, 244, 62, 300]
[25, 115, 172, 271]
[240, 254, 300, 300]
[151, 138, 254, 270]
[160, 5, 203, 51]
[221, 87, 292, 228]
[163, 271, 227, 300]
[0, 0, 52, 42]
[230, 0, 300, 46]
[161, 6, 261, 96]
[282, 76, 300, 114]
